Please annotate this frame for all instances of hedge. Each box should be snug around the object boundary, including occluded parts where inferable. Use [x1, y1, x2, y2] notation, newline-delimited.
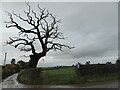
[76, 64, 119, 77]
[2, 64, 20, 80]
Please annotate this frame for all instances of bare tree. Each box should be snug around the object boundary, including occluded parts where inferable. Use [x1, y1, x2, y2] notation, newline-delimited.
[5, 3, 74, 68]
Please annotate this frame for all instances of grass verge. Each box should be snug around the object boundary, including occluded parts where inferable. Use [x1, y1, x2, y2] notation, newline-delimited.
[18, 67, 119, 85]
[18, 68, 44, 85]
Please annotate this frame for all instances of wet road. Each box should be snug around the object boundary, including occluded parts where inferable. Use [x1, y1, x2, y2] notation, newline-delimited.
[0, 74, 31, 88]
[0, 73, 119, 88]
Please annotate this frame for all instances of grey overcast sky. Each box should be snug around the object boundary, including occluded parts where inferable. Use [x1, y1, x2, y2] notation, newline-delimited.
[1, 2, 118, 67]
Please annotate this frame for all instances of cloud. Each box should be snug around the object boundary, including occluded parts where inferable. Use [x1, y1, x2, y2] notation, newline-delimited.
[1, 2, 118, 66]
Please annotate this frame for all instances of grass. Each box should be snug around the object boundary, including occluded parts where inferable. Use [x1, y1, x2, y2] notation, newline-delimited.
[18, 66, 120, 85]
[42, 67, 78, 84]
[18, 68, 44, 85]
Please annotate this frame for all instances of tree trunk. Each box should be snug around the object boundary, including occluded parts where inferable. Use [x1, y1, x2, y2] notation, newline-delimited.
[29, 54, 41, 68]
[29, 53, 46, 68]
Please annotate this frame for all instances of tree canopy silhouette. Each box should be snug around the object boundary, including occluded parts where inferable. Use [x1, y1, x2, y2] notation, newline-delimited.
[5, 2, 74, 68]
[11, 58, 16, 64]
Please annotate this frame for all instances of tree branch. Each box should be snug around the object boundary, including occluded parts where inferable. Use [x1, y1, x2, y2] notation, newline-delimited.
[47, 41, 74, 52]
[5, 12, 37, 35]
[7, 37, 36, 54]
[5, 3, 74, 58]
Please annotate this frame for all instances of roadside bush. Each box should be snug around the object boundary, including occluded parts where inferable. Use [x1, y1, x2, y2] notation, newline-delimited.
[2, 64, 20, 79]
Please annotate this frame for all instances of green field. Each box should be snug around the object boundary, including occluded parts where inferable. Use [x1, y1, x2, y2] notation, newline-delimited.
[42, 67, 78, 84]
[18, 66, 119, 85]
[18, 67, 78, 85]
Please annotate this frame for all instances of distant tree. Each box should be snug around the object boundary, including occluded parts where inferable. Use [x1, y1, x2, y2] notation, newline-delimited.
[17, 60, 25, 65]
[5, 2, 74, 68]
[17, 60, 25, 69]
[17, 60, 29, 69]
[116, 58, 120, 64]
[85, 61, 90, 65]
[106, 62, 112, 65]
[72, 64, 74, 67]
[11, 58, 16, 64]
